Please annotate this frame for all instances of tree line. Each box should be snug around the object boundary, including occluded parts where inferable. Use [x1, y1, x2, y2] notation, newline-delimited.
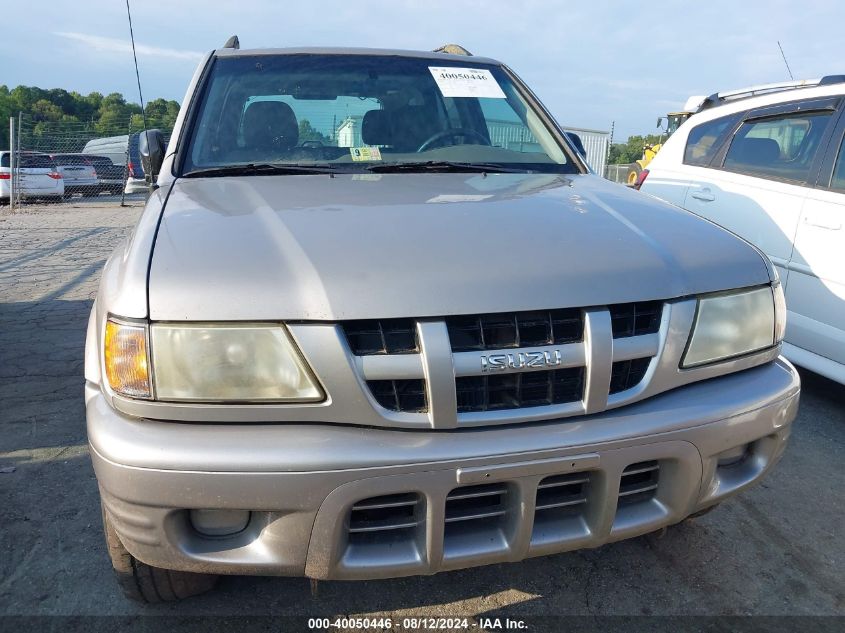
[0, 85, 180, 149]
[608, 134, 666, 164]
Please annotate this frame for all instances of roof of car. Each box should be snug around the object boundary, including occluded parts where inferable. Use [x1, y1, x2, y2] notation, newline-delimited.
[212, 46, 503, 66]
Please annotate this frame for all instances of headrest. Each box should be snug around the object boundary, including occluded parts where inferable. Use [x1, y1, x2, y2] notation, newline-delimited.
[729, 136, 780, 166]
[242, 101, 299, 151]
[362, 110, 393, 146]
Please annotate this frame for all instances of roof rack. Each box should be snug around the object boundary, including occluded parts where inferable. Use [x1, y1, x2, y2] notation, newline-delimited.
[222, 35, 239, 50]
[432, 44, 472, 56]
[696, 75, 845, 112]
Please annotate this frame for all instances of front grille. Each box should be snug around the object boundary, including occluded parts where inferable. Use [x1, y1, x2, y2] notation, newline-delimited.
[609, 301, 662, 338]
[609, 358, 651, 394]
[618, 461, 660, 506]
[348, 493, 422, 545]
[446, 309, 583, 352]
[343, 319, 418, 355]
[368, 379, 427, 412]
[455, 367, 584, 413]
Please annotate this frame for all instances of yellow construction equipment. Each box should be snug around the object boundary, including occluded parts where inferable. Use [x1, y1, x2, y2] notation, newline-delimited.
[626, 111, 692, 185]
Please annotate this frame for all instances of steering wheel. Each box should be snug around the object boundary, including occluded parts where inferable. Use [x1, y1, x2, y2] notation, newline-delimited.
[417, 128, 491, 153]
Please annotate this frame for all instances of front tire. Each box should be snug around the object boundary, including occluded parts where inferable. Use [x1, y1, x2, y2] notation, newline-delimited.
[626, 163, 642, 186]
[101, 503, 218, 603]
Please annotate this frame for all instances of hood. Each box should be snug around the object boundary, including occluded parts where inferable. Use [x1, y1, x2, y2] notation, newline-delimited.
[148, 172, 771, 320]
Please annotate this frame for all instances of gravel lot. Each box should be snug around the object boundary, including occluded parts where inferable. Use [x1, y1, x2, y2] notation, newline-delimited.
[0, 201, 843, 628]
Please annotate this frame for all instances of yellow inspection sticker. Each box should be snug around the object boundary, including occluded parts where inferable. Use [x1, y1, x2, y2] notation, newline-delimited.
[350, 147, 382, 161]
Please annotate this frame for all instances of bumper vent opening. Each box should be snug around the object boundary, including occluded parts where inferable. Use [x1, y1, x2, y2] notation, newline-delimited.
[531, 472, 592, 547]
[348, 493, 422, 544]
[609, 358, 652, 394]
[443, 483, 511, 561]
[446, 309, 583, 352]
[535, 472, 590, 513]
[609, 301, 662, 338]
[343, 492, 425, 570]
[368, 379, 427, 412]
[344, 319, 418, 355]
[455, 367, 584, 413]
[618, 461, 660, 507]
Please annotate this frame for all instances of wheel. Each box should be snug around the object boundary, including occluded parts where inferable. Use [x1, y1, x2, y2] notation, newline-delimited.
[626, 163, 642, 186]
[101, 502, 218, 603]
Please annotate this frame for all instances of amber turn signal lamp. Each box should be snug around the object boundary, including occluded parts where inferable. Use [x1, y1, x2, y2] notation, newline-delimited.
[104, 320, 151, 398]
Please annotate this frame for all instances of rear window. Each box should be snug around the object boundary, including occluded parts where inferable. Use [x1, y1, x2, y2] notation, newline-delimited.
[683, 115, 736, 166]
[0, 153, 8, 168]
[19, 154, 55, 168]
[53, 155, 91, 165]
[723, 111, 833, 183]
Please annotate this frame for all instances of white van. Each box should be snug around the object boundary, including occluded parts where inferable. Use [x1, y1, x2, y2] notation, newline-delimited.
[641, 77, 845, 384]
[82, 134, 147, 194]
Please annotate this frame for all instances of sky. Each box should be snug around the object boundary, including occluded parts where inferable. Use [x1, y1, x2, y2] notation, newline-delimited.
[3, 0, 845, 140]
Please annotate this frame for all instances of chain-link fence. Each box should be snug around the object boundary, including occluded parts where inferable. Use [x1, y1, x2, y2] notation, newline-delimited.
[2, 114, 171, 209]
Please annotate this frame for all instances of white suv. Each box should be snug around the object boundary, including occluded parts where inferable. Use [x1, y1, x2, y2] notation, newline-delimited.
[641, 77, 845, 384]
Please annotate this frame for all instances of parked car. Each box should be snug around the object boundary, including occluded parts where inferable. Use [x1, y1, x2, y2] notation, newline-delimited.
[640, 76, 845, 385]
[86, 41, 799, 603]
[49, 153, 98, 196]
[82, 133, 148, 194]
[85, 155, 126, 195]
[0, 151, 64, 203]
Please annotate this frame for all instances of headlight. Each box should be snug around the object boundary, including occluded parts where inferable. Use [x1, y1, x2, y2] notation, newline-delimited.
[682, 286, 779, 368]
[104, 318, 323, 403]
[151, 323, 323, 402]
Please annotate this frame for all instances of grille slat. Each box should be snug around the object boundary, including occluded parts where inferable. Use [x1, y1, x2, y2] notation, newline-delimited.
[617, 483, 659, 498]
[538, 476, 590, 489]
[445, 486, 508, 501]
[535, 497, 588, 511]
[444, 509, 508, 523]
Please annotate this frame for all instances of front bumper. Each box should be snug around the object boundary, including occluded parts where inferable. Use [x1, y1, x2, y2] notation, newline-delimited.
[88, 358, 799, 580]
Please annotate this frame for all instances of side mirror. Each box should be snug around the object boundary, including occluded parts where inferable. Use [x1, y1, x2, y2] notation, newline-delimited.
[565, 132, 587, 158]
[138, 129, 165, 184]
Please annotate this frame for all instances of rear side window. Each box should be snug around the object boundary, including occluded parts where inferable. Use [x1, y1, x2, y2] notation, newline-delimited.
[0, 153, 9, 168]
[684, 115, 735, 166]
[723, 111, 833, 183]
[830, 137, 845, 191]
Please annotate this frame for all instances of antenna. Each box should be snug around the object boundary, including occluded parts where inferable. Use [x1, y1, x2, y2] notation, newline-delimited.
[125, 0, 149, 158]
[777, 41, 794, 81]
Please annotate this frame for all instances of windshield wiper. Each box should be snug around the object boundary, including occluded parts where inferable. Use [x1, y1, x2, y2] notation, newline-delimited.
[182, 163, 339, 178]
[366, 161, 532, 174]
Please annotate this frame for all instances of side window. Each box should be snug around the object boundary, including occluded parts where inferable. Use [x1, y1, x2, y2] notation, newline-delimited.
[723, 111, 833, 183]
[683, 116, 735, 166]
[830, 137, 845, 191]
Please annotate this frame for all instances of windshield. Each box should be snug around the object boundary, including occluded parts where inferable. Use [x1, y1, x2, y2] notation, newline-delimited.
[182, 54, 577, 174]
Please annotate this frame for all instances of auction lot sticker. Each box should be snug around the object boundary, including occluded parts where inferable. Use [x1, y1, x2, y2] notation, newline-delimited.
[429, 67, 506, 98]
[350, 146, 383, 161]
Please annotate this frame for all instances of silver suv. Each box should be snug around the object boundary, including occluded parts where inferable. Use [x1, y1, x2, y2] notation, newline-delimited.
[85, 41, 800, 602]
